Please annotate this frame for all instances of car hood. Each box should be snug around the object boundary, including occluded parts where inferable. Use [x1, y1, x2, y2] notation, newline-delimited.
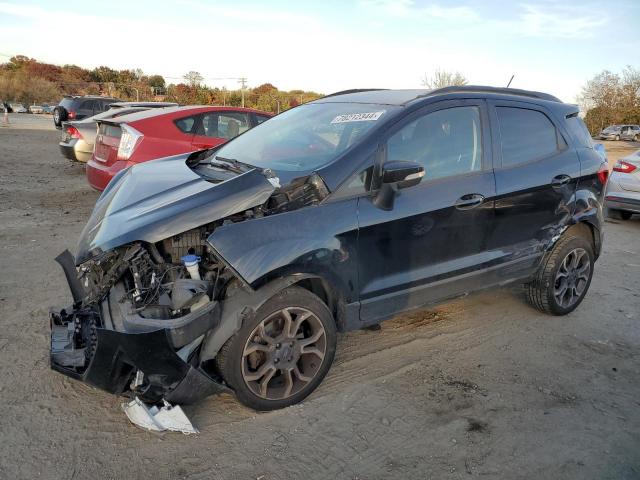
[75, 154, 276, 264]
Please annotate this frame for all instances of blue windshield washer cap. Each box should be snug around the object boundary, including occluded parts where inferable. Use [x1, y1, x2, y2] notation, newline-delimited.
[181, 254, 201, 265]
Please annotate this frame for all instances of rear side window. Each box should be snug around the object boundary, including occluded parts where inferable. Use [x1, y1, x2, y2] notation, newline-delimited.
[79, 100, 95, 112]
[175, 115, 197, 134]
[255, 114, 271, 124]
[198, 112, 250, 139]
[565, 116, 593, 148]
[496, 107, 565, 167]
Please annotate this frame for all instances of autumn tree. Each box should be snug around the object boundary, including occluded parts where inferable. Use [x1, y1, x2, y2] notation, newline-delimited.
[579, 66, 640, 134]
[183, 71, 203, 87]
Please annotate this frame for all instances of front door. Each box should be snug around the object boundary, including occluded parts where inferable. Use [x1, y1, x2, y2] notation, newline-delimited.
[357, 100, 496, 324]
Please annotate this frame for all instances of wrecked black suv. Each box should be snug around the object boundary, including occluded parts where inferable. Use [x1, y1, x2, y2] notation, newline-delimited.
[51, 86, 607, 411]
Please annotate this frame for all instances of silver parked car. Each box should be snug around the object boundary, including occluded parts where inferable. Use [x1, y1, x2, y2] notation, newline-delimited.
[599, 124, 640, 141]
[59, 102, 177, 162]
[605, 149, 640, 220]
[620, 125, 640, 142]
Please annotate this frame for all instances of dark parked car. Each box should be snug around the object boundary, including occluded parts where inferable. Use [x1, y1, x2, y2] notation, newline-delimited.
[50, 86, 607, 412]
[59, 102, 178, 162]
[53, 95, 120, 128]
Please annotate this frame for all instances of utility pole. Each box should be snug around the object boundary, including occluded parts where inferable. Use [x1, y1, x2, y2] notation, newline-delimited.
[238, 77, 247, 107]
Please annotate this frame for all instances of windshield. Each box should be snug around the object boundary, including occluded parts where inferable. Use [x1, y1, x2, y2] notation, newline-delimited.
[603, 126, 620, 132]
[210, 102, 398, 172]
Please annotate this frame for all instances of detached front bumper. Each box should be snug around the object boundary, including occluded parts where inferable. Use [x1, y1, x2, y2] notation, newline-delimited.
[50, 257, 231, 404]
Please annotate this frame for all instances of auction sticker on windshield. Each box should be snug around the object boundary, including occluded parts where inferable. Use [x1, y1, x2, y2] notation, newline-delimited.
[331, 111, 385, 124]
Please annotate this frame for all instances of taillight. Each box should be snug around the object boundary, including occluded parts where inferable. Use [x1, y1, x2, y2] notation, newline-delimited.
[613, 161, 638, 174]
[597, 163, 609, 185]
[117, 124, 143, 161]
[67, 110, 76, 119]
[66, 126, 81, 139]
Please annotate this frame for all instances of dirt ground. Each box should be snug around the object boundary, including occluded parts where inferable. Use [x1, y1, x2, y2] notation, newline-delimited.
[0, 116, 639, 480]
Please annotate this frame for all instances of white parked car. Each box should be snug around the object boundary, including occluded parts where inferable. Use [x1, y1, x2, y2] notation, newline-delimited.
[606, 149, 640, 220]
[9, 103, 27, 113]
[28, 105, 44, 114]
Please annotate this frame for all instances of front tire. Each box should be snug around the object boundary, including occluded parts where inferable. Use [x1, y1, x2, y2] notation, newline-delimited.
[216, 287, 337, 411]
[526, 232, 594, 315]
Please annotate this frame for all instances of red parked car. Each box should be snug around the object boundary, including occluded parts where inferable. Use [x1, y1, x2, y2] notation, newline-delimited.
[86, 106, 273, 191]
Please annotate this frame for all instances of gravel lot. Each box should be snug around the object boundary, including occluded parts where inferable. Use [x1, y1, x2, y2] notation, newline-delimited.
[0, 115, 639, 480]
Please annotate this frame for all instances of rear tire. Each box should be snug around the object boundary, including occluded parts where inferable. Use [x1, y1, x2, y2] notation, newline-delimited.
[607, 208, 632, 220]
[216, 287, 337, 411]
[526, 231, 594, 315]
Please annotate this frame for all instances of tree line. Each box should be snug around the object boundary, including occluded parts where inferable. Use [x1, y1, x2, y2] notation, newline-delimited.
[578, 66, 640, 135]
[0, 55, 322, 113]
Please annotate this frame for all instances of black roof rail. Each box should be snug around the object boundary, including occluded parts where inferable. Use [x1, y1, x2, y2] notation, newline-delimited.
[323, 88, 388, 98]
[427, 85, 562, 103]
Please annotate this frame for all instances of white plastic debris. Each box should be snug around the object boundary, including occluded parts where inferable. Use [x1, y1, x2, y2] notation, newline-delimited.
[122, 397, 198, 434]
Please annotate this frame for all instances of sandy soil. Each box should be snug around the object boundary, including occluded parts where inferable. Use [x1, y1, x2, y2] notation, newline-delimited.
[0, 123, 638, 480]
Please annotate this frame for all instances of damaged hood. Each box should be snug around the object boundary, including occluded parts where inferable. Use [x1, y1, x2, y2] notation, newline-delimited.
[76, 155, 275, 264]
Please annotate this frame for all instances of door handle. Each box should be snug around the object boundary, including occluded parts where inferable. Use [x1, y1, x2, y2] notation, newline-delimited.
[454, 193, 485, 210]
[551, 174, 572, 187]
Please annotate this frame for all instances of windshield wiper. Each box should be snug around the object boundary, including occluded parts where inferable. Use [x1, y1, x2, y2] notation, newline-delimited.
[209, 156, 245, 174]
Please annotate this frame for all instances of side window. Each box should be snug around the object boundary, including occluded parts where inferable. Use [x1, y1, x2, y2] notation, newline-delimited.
[199, 112, 250, 139]
[496, 107, 564, 167]
[175, 115, 197, 134]
[255, 114, 271, 124]
[79, 100, 95, 113]
[387, 106, 483, 181]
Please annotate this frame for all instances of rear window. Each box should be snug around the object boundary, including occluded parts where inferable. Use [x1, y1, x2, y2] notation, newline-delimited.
[497, 107, 564, 167]
[59, 97, 75, 109]
[565, 116, 593, 148]
[98, 123, 122, 139]
[175, 116, 197, 134]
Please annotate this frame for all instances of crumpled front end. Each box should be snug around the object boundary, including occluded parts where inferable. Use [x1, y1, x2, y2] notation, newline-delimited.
[49, 154, 332, 405]
[50, 247, 230, 405]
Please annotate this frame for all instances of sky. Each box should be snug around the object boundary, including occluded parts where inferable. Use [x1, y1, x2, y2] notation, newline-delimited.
[0, 0, 639, 103]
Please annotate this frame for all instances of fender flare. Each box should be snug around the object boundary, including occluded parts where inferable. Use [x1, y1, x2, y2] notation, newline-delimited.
[199, 273, 339, 363]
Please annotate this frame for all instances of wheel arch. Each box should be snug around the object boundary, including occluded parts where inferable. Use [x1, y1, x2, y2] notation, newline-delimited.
[566, 220, 601, 259]
[199, 272, 354, 365]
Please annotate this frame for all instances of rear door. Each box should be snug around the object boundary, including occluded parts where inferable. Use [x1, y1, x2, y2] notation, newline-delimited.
[191, 111, 251, 150]
[486, 100, 581, 272]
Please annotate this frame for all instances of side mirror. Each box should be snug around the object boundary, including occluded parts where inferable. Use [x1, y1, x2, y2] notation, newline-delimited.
[374, 161, 425, 210]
